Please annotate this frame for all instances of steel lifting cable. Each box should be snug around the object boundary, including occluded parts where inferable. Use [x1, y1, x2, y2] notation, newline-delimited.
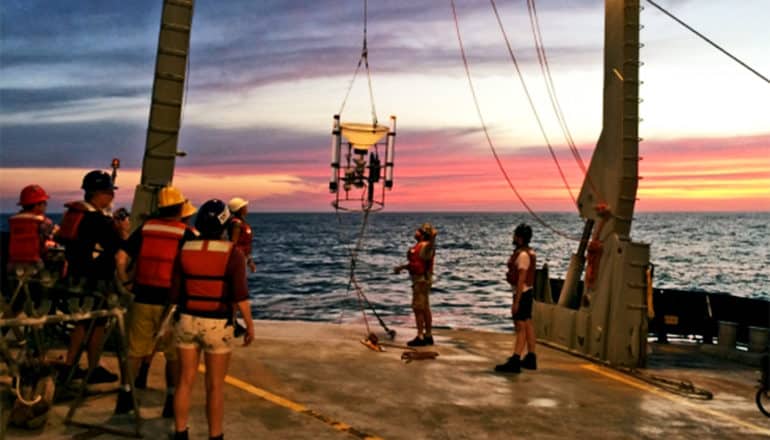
[645, 0, 769, 84]
[489, 0, 577, 207]
[524, 0, 605, 205]
[451, 0, 579, 241]
[338, 0, 380, 125]
[341, 208, 395, 337]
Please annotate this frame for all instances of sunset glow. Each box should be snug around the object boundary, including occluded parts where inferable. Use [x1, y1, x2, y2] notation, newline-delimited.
[1, 1, 768, 213]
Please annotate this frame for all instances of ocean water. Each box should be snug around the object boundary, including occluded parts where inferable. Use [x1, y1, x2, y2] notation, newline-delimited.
[247, 212, 770, 332]
[2, 212, 768, 332]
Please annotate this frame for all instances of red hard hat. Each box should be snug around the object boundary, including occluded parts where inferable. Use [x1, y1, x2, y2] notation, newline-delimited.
[18, 185, 49, 206]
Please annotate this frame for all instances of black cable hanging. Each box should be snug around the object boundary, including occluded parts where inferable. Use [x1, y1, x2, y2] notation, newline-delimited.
[451, 0, 579, 241]
[646, 0, 769, 84]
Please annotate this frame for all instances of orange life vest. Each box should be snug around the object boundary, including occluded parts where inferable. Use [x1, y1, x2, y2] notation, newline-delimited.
[56, 201, 93, 244]
[135, 218, 187, 288]
[407, 241, 434, 276]
[230, 217, 253, 258]
[506, 247, 536, 288]
[8, 213, 46, 264]
[179, 240, 233, 316]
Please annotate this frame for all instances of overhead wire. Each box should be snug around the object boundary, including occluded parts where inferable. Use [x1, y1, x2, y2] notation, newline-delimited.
[523, 0, 604, 205]
[338, 0, 380, 125]
[488, 0, 577, 207]
[450, 0, 579, 241]
[645, 0, 769, 84]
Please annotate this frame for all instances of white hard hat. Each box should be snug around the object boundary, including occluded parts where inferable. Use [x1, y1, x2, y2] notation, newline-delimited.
[228, 197, 248, 213]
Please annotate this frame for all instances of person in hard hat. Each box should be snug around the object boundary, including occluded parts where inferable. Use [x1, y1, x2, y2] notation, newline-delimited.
[394, 222, 437, 347]
[55, 170, 122, 385]
[133, 199, 198, 392]
[114, 186, 198, 416]
[7, 185, 57, 271]
[495, 223, 537, 373]
[170, 199, 254, 440]
[226, 197, 256, 273]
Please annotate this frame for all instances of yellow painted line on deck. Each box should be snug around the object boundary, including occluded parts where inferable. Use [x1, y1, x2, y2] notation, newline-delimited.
[581, 363, 770, 436]
[197, 365, 384, 440]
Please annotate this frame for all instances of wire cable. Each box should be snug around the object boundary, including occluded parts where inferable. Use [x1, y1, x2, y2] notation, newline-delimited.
[451, 0, 579, 241]
[337, 0, 381, 125]
[524, 0, 604, 204]
[646, 0, 769, 84]
[489, 0, 577, 207]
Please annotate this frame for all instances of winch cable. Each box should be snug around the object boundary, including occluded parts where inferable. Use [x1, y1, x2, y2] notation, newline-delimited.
[338, 0, 380, 126]
[343, 207, 396, 339]
[645, 0, 769, 84]
[451, 0, 579, 241]
[524, 0, 605, 205]
[489, 0, 577, 207]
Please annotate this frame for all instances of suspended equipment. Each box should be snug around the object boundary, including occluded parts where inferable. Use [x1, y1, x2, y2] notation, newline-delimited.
[329, 115, 396, 212]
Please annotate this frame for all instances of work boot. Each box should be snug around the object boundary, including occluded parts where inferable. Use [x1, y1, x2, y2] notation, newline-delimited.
[172, 429, 189, 440]
[406, 336, 426, 347]
[494, 355, 521, 373]
[423, 335, 434, 346]
[114, 389, 135, 414]
[162, 393, 174, 418]
[522, 352, 537, 370]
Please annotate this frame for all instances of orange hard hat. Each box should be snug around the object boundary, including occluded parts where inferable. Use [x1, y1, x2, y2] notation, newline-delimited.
[18, 185, 49, 206]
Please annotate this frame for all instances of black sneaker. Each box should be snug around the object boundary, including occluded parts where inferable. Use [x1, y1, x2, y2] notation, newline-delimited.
[162, 394, 174, 418]
[87, 366, 118, 384]
[494, 355, 521, 373]
[423, 335, 434, 345]
[406, 336, 426, 347]
[521, 353, 537, 370]
[114, 390, 135, 414]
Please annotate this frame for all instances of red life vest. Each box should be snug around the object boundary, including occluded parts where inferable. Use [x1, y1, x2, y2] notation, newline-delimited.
[8, 213, 46, 264]
[56, 201, 93, 243]
[506, 247, 536, 288]
[180, 240, 233, 316]
[230, 217, 253, 258]
[135, 218, 187, 288]
[407, 241, 434, 276]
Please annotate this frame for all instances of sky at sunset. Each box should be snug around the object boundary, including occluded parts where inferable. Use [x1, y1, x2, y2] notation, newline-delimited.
[1, 0, 768, 214]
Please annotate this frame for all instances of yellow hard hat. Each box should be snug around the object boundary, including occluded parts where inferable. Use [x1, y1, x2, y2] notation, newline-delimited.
[158, 186, 186, 208]
[181, 200, 197, 218]
[228, 197, 248, 213]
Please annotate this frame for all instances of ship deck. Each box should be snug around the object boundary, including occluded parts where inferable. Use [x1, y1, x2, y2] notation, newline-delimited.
[4, 320, 769, 439]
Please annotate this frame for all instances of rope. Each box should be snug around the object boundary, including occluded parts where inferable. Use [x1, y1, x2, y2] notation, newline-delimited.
[338, 0, 380, 126]
[523, 0, 605, 204]
[489, 0, 577, 207]
[450, 0, 579, 241]
[645, 0, 770, 84]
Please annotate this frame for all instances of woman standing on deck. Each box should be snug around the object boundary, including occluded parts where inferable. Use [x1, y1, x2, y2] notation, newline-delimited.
[227, 197, 256, 273]
[171, 199, 255, 440]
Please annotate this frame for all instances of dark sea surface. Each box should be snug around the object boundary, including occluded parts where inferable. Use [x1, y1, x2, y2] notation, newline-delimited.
[2, 212, 768, 332]
[246, 212, 770, 332]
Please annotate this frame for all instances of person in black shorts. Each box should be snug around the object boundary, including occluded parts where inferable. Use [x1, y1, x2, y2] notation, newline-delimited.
[495, 223, 537, 373]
